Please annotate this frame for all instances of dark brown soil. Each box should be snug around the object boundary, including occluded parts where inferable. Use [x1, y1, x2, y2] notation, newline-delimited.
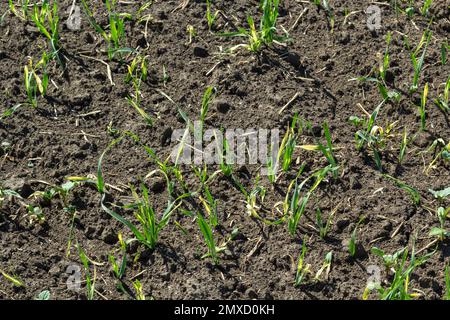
[0, 0, 449, 300]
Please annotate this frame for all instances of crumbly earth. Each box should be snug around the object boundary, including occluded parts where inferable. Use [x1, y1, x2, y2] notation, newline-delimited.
[0, 0, 449, 300]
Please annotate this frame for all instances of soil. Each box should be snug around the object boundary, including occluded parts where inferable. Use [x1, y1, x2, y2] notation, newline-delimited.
[0, 0, 449, 300]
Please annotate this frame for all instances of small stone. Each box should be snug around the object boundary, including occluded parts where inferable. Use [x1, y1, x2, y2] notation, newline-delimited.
[48, 265, 61, 276]
[336, 219, 350, 231]
[381, 221, 392, 231]
[102, 228, 117, 245]
[311, 125, 322, 137]
[149, 177, 165, 193]
[245, 288, 258, 299]
[214, 99, 232, 113]
[193, 46, 209, 58]
[85, 226, 96, 239]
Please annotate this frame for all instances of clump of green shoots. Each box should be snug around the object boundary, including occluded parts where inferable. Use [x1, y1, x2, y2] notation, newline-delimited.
[81, 0, 132, 60]
[419, 139, 450, 174]
[206, 0, 220, 31]
[279, 114, 299, 173]
[108, 233, 127, 280]
[371, 246, 406, 272]
[317, 122, 338, 179]
[77, 245, 96, 300]
[30, 0, 63, 67]
[294, 238, 311, 286]
[364, 244, 433, 300]
[127, 182, 182, 250]
[197, 211, 219, 264]
[199, 184, 219, 228]
[314, 251, 332, 281]
[420, 0, 433, 16]
[24, 53, 50, 108]
[126, 55, 152, 126]
[353, 101, 400, 171]
[198, 87, 215, 141]
[351, 32, 400, 104]
[222, 0, 286, 53]
[409, 30, 431, 94]
[315, 207, 335, 239]
[434, 76, 449, 113]
[133, 279, 146, 300]
[287, 165, 335, 236]
[8, 0, 29, 21]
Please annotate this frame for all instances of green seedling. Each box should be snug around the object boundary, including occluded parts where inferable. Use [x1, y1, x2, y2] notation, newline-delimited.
[383, 174, 420, 205]
[30, 181, 77, 208]
[216, 133, 233, 177]
[371, 246, 406, 271]
[420, 139, 450, 174]
[317, 122, 338, 179]
[125, 55, 149, 84]
[351, 33, 401, 104]
[77, 245, 96, 300]
[133, 279, 146, 300]
[8, 0, 29, 21]
[186, 25, 196, 44]
[197, 211, 218, 264]
[348, 225, 358, 257]
[294, 238, 311, 287]
[199, 87, 215, 141]
[280, 114, 298, 172]
[24, 53, 50, 108]
[287, 165, 335, 236]
[108, 233, 127, 280]
[354, 105, 398, 171]
[314, 251, 332, 281]
[429, 187, 450, 201]
[418, 83, 428, 130]
[31, 1, 63, 67]
[221, 0, 286, 53]
[420, 0, 432, 16]
[399, 127, 408, 163]
[199, 185, 219, 228]
[25, 204, 44, 224]
[126, 182, 182, 250]
[365, 244, 433, 300]
[35, 290, 50, 300]
[429, 206, 450, 242]
[348, 216, 365, 258]
[434, 76, 449, 113]
[0, 268, 24, 287]
[409, 30, 431, 94]
[429, 226, 450, 241]
[126, 55, 152, 126]
[162, 65, 170, 86]
[321, 0, 335, 33]
[81, 0, 132, 60]
[245, 181, 266, 219]
[441, 42, 448, 65]
[0, 188, 22, 208]
[315, 207, 335, 239]
[380, 32, 392, 82]
[206, 0, 219, 31]
[354, 101, 385, 171]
